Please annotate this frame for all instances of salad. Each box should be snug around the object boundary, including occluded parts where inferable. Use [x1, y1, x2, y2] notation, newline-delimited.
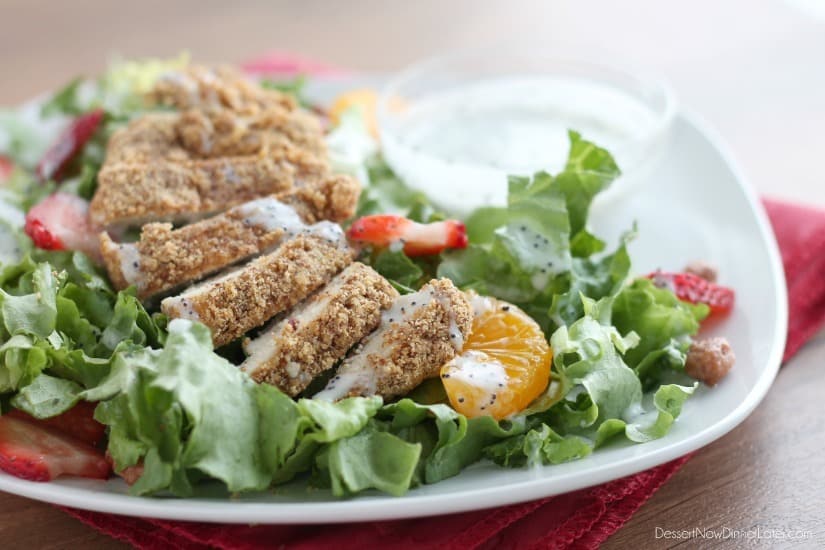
[0, 57, 736, 498]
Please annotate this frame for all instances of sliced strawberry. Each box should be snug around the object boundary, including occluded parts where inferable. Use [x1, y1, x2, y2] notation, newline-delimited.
[7, 401, 105, 447]
[24, 192, 100, 259]
[36, 108, 104, 182]
[0, 415, 111, 481]
[0, 155, 13, 183]
[347, 215, 468, 256]
[648, 270, 735, 320]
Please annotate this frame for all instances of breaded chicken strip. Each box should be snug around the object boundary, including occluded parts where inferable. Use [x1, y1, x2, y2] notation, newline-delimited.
[161, 232, 354, 347]
[285, 174, 360, 224]
[89, 85, 335, 230]
[150, 66, 326, 156]
[150, 65, 296, 113]
[176, 106, 326, 159]
[103, 106, 325, 164]
[314, 278, 473, 401]
[99, 175, 359, 298]
[241, 263, 398, 396]
[102, 113, 190, 165]
[90, 149, 329, 228]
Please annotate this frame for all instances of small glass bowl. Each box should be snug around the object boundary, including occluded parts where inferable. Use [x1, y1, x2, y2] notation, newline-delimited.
[376, 45, 676, 215]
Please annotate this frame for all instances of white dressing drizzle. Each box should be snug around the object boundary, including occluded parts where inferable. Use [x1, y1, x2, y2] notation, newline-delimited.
[468, 292, 497, 317]
[315, 369, 378, 402]
[162, 295, 200, 322]
[443, 350, 509, 394]
[235, 197, 305, 234]
[234, 197, 347, 248]
[314, 288, 436, 401]
[433, 292, 463, 352]
[309, 221, 348, 248]
[381, 288, 435, 325]
[117, 243, 144, 290]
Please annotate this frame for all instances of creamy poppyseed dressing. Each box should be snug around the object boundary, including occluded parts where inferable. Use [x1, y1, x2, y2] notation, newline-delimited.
[381, 76, 659, 214]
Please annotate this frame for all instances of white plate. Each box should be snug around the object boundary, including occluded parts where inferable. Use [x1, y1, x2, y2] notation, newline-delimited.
[0, 79, 787, 524]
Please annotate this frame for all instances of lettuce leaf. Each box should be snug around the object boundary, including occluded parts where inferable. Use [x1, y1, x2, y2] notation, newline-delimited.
[0, 335, 48, 394]
[269, 396, 382, 485]
[484, 424, 592, 467]
[320, 423, 422, 497]
[0, 220, 26, 268]
[380, 399, 525, 484]
[543, 300, 695, 447]
[612, 278, 708, 388]
[438, 131, 622, 331]
[1, 262, 59, 338]
[355, 155, 437, 220]
[0, 250, 163, 414]
[371, 249, 423, 287]
[549, 226, 635, 328]
[261, 75, 311, 108]
[151, 320, 274, 492]
[95, 318, 400, 495]
[10, 373, 83, 418]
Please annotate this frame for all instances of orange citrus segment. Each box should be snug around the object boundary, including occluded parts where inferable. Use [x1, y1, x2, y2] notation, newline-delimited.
[329, 88, 379, 137]
[441, 294, 552, 420]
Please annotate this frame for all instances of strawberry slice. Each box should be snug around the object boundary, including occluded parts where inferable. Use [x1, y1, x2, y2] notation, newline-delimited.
[347, 215, 468, 256]
[36, 108, 104, 182]
[648, 270, 735, 320]
[0, 415, 111, 481]
[24, 192, 100, 259]
[7, 401, 105, 447]
[0, 155, 13, 183]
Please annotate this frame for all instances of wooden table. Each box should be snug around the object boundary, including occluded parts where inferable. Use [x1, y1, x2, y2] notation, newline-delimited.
[1, 1, 823, 547]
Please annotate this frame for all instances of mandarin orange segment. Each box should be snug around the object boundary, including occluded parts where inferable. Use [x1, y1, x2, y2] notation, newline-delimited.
[441, 294, 552, 420]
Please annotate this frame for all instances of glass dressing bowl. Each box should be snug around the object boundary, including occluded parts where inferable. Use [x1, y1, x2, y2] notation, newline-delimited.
[376, 46, 676, 216]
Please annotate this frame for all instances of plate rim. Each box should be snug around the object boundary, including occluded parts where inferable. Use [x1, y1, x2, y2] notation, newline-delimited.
[0, 109, 789, 524]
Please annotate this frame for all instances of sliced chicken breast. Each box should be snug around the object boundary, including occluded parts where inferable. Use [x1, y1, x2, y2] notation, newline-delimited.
[90, 150, 329, 228]
[161, 232, 354, 347]
[314, 278, 473, 401]
[99, 176, 359, 298]
[241, 262, 398, 396]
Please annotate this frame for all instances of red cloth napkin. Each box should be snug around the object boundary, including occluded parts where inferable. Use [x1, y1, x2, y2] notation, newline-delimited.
[59, 54, 825, 549]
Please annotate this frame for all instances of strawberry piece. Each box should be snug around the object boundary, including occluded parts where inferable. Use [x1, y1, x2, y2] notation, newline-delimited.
[347, 215, 468, 256]
[24, 192, 100, 259]
[0, 155, 13, 183]
[648, 270, 735, 320]
[36, 108, 104, 182]
[7, 401, 105, 447]
[0, 415, 111, 481]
